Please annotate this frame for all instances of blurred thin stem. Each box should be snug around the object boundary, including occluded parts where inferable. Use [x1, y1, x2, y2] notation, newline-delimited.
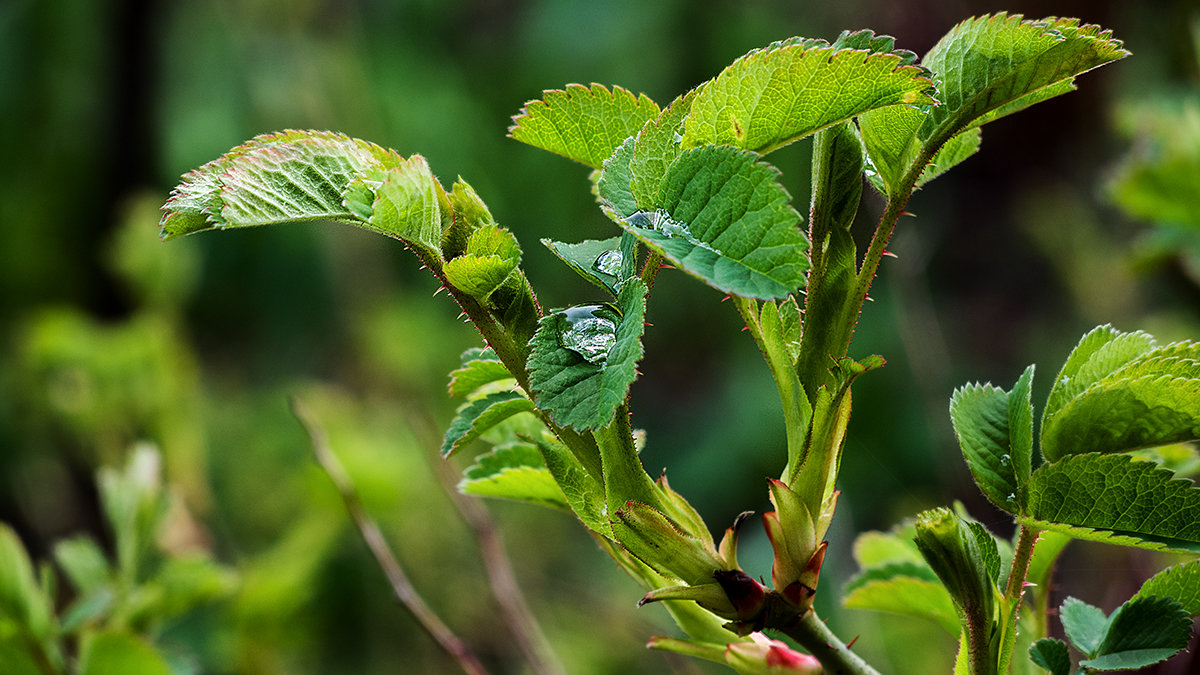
[291, 399, 488, 675]
[426, 429, 567, 675]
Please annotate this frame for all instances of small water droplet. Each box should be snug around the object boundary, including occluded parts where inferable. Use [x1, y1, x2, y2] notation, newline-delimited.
[593, 250, 624, 277]
[1061, 376, 1071, 384]
[1006, 493, 1016, 503]
[1000, 454, 1010, 467]
[557, 305, 620, 365]
[672, 131, 684, 144]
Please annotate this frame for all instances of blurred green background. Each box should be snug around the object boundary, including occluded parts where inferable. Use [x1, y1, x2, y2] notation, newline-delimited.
[2, 0, 1199, 672]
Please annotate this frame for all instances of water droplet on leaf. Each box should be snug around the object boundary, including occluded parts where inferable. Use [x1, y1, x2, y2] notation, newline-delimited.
[557, 304, 620, 365]
[1000, 454, 1010, 467]
[593, 250, 624, 277]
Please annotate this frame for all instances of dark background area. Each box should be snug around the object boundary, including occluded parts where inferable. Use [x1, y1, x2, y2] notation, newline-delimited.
[1, 0, 1198, 672]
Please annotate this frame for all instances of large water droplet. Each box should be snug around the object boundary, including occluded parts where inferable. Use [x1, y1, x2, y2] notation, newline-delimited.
[557, 305, 620, 364]
[593, 250, 624, 277]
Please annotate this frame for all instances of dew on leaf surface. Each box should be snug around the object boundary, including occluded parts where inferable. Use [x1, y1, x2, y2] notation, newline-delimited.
[593, 249, 624, 277]
[557, 304, 621, 365]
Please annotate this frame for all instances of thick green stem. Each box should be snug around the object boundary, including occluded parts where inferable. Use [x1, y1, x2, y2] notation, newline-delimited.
[781, 610, 881, 675]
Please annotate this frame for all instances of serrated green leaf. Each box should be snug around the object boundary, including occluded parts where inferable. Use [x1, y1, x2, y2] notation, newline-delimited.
[1135, 560, 1200, 615]
[1095, 595, 1191, 659]
[683, 37, 935, 153]
[951, 383, 1021, 511]
[441, 391, 536, 457]
[858, 105, 925, 195]
[364, 155, 447, 260]
[842, 563, 959, 635]
[527, 280, 647, 430]
[448, 350, 513, 398]
[509, 84, 660, 169]
[629, 91, 696, 211]
[919, 14, 1129, 144]
[949, 366, 1033, 513]
[965, 520, 1001, 586]
[617, 146, 808, 300]
[444, 255, 518, 299]
[459, 443, 568, 510]
[596, 135, 638, 221]
[1061, 596, 1108, 655]
[1028, 638, 1071, 675]
[1022, 453, 1200, 553]
[161, 130, 403, 238]
[1044, 326, 1155, 418]
[78, 630, 172, 675]
[542, 236, 627, 295]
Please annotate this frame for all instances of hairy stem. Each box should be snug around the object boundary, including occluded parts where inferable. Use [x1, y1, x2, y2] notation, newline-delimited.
[292, 400, 489, 675]
[781, 610, 881, 675]
[1005, 525, 1041, 604]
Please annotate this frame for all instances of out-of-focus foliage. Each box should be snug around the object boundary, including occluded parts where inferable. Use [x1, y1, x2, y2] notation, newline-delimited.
[2, 1, 1199, 673]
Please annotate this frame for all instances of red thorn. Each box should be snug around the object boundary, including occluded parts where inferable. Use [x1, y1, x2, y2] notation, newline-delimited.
[721, 295, 732, 302]
[847, 635, 860, 650]
[433, 286, 447, 296]
[899, 210, 915, 217]
[882, 250, 898, 258]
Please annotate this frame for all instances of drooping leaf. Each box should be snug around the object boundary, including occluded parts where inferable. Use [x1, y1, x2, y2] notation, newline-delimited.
[1022, 453, 1200, 553]
[161, 131, 453, 264]
[161, 130, 403, 237]
[1135, 560, 1200, 615]
[842, 562, 959, 635]
[509, 84, 660, 169]
[851, 525, 925, 569]
[441, 391, 537, 457]
[53, 537, 111, 596]
[527, 279, 647, 430]
[459, 443, 568, 510]
[683, 36, 935, 153]
[617, 146, 808, 300]
[1028, 638, 1071, 675]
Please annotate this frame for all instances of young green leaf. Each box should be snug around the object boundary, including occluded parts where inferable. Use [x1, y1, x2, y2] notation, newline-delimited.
[509, 84, 660, 169]
[611, 501, 725, 586]
[441, 391, 537, 457]
[526, 279, 647, 430]
[1134, 560, 1200, 615]
[459, 443, 568, 510]
[534, 437, 609, 534]
[919, 14, 1129, 144]
[1028, 638, 1070, 675]
[1060, 596, 1109, 656]
[1083, 596, 1192, 670]
[682, 35, 935, 153]
[618, 146, 808, 300]
[447, 348, 513, 398]
[949, 365, 1034, 512]
[842, 562, 959, 635]
[1022, 453, 1200, 553]
[628, 91, 696, 211]
[443, 224, 522, 299]
[53, 537, 112, 596]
